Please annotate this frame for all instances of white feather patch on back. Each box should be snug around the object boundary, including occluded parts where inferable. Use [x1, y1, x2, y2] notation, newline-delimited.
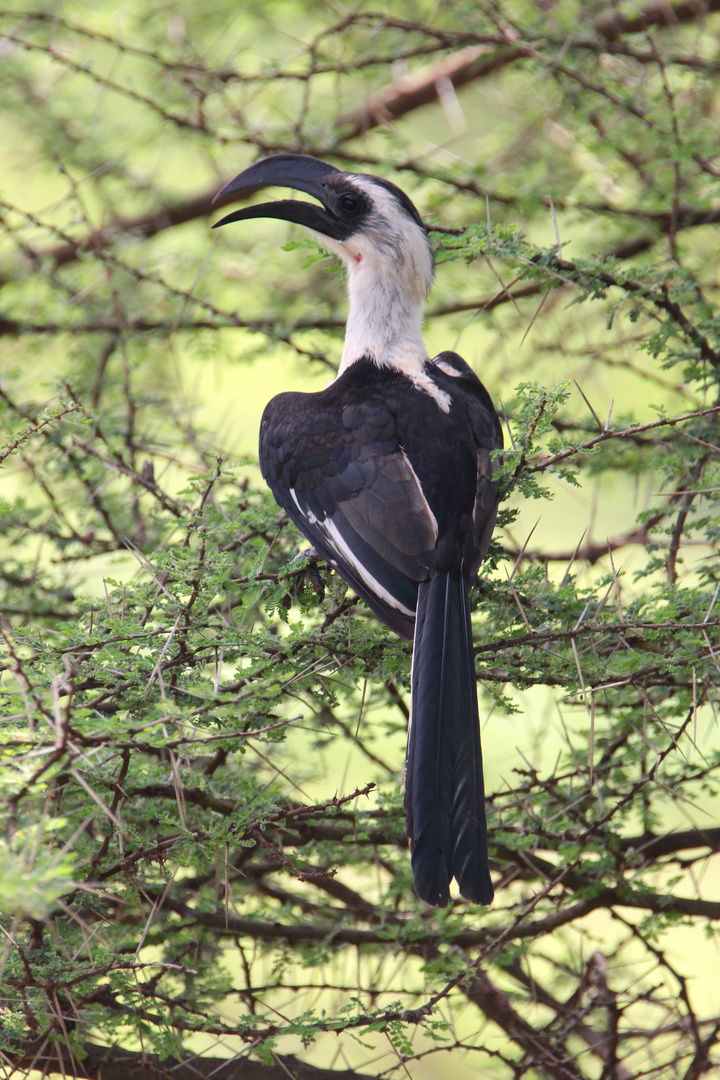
[433, 359, 463, 378]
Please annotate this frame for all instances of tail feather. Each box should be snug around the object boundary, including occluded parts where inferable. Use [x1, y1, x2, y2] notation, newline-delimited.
[404, 572, 493, 906]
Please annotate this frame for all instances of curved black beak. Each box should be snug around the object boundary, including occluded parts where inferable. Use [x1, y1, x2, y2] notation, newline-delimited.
[212, 153, 348, 240]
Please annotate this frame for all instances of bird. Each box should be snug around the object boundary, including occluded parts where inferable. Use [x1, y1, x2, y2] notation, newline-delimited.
[213, 154, 503, 906]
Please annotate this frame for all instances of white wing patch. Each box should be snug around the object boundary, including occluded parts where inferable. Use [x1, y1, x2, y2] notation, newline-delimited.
[290, 486, 417, 619]
[321, 517, 416, 618]
[401, 451, 438, 542]
[290, 487, 318, 525]
[434, 359, 463, 378]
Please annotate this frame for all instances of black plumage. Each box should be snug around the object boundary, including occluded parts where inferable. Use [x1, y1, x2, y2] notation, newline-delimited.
[213, 155, 503, 905]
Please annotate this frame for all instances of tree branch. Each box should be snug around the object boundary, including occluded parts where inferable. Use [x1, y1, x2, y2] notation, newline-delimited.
[4, 1038, 379, 1080]
[336, 44, 532, 139]
[595, 0, 720, 40]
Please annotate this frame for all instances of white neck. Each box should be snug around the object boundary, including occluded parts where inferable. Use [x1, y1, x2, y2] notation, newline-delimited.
[334, 249, 450, 412]
[337, 259, 428, 378]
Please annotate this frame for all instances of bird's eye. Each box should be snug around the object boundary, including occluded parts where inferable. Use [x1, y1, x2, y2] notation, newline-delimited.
[338, 192, 360, 214]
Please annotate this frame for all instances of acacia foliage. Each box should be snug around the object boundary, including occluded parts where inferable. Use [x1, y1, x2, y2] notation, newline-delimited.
[1, 2, 720, 1078]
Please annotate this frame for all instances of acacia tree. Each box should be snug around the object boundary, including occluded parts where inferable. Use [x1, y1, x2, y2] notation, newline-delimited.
[1, 2, 719, 1078]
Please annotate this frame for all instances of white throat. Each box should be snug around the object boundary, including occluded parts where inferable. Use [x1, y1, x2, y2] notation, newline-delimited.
[338, 259, 428, 378]
[335, 244, 450, 412]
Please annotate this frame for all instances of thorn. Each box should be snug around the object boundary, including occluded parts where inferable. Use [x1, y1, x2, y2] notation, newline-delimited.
[500, 400, 517, 450]
[504, 566, 533, 631]
[560, 527, 587, 588]
[569, 639, 594, 784]
[703, 579, 720, 624]
[607, 544, 625, 623]
[520, 289, 550, 346]
[484, 256, 520, 312]
[509, 519, 540, 582]
[549, 195, 561, 251]
[573, 379, 603, 432]
[572, 597, 594, 632]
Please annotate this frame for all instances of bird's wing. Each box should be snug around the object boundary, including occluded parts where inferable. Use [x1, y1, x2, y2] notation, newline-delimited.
[260, 392, 438, 638]
[466, 418, 502, 577]
[426, 352, 503, 578]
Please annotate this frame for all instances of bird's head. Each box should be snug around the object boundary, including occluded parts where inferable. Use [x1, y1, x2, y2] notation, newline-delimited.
[213, 154, 434, 305]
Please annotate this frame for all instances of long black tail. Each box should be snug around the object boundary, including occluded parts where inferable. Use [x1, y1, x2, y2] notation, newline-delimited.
[404, 571, 493, 906]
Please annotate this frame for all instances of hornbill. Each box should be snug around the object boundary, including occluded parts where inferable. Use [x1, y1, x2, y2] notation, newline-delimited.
[213, 154, 503, 906]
